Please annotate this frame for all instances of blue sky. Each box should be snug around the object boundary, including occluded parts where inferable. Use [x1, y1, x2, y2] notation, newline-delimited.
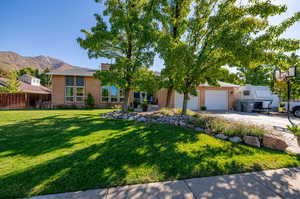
[0, 0, 299, 72]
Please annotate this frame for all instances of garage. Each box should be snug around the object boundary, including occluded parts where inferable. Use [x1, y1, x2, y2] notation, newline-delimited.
[174, 91, 199, 110]
[205, 90, 228, 110]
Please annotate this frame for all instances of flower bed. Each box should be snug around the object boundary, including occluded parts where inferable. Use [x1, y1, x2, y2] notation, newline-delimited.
[101, 109, 298, 154]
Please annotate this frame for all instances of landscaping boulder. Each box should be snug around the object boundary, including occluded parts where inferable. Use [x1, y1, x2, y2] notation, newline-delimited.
[243, 136, 261, 147]
[137, 117, 147, 122]
[128, 116, 135, 121]
[262, 134, 288, 152]
[215, 134, 228, 140]
[186, 124, 194, 129]
[229, 136, 242, 143]
[194, 127, 204, 132]
[179, 121, 186, 127]
[204, 129, 213, 135]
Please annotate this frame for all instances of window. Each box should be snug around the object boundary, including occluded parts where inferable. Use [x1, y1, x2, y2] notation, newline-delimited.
[76, 87, 84, 102]
[110, 86, 118, 102]
[65, 76, 85, 103]
[134, 92, 153, 103]
[119, 89, 124, 102]
[101, 86, 123, 103]
[65, 87, 74, 102]
[102, 86, 109, 102]
[76, 77, 84, 86]
[65, 76, 74, 86]
[243, 90, 250, 96]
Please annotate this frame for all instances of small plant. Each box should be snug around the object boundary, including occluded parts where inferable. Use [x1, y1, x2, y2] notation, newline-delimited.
[159, 108, 196, 116]
[279, 102, 286, 112]
[159, 108, 174, 116]
[111, 104, 122, 109]
[141, 98, 148, 112]
[85, 93, 95, 108]
[287, 125, 300, 136]
[288, 125, 300, 146]
[186, 118, 206, 128]
[208, 118, 267, 137]
[200, 106, 207, 111]
[55, 104, 78, 109]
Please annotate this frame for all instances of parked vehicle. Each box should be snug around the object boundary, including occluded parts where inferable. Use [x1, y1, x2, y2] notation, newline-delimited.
[235, 85, 280, 112]
[284, 101, 300, 118]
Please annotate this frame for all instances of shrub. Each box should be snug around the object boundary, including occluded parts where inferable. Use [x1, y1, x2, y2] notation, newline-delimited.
[55, 104, 78, 109]
[159, 108, 268, 137]
[287, 125, 300, 136]
[112, 104, 122, 109]
[200, 106, 207, 111]
[187, 111, 267, 137]
[159, 108, 196, 116]
[186, 118, 206, 128]
[141, 98, 148, 111]
[85, 93, 95, 108]
[208, 118, 267, 137]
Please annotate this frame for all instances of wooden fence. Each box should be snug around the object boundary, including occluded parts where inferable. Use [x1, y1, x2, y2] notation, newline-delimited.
[0, 93, 51, 109]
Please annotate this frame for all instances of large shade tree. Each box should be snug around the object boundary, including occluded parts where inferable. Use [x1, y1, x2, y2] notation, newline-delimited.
[78, 0, 156, 112]
[0, 72, 20, 93]
[154, 0, 300, 115]
[153, 0, 192, 108]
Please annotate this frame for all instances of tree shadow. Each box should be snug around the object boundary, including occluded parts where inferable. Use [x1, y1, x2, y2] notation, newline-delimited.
[0, 113, 299, 198]
[0, 114, 132, 157]
[185, 166, 300, 199]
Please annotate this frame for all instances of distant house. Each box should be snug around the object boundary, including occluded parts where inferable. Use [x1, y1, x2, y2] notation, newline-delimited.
[19, 74, 41, 86]
[48, 63, 240, 111]
[0, 75, 50, 95]
[0, 76, 51, 109]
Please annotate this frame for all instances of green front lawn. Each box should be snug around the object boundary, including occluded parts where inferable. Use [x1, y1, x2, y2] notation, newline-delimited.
[0, 110, 299, 198]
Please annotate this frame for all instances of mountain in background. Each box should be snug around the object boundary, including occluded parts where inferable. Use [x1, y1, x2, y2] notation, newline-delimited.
[0, 51, 79, 74]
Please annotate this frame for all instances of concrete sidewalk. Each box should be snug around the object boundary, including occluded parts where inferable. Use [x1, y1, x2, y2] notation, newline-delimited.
[31, 167, 300, 199]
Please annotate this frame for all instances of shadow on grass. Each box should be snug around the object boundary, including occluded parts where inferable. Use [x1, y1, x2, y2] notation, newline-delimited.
[0, 112, 299, 198]
[0, 114, 130, 157]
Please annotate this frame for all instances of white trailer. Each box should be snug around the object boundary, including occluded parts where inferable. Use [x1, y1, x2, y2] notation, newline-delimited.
[236, 85, 280, 112]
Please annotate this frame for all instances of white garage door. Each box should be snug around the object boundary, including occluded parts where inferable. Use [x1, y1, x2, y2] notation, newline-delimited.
[205, 90, 228, 110]
[174, 91, 199, 111]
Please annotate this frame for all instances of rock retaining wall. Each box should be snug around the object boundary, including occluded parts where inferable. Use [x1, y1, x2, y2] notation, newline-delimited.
[101, 111, 299, 155]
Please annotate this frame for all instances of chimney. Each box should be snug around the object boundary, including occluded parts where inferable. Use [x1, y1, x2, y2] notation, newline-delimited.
[100, 63, 111, 70]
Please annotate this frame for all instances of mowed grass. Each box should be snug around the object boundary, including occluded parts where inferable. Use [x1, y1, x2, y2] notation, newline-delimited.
[0, 110, 300, 198]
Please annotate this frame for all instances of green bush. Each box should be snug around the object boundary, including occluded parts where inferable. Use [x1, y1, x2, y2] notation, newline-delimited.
[55, 104, 78, 109]
[159, 108, 196, 116]
[287, 125, 300, 136]
[186, 118, 206, 128]
[159, 108, 268, 137]
[211, 120, 266, 137]
[200, 106, 207, 111]
[85, 93, 95, 108]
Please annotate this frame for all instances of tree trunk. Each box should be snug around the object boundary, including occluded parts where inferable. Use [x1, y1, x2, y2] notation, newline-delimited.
[165, 88, 173, 108]
[123, 88, 131, 112]
[181, 92, 189, 115]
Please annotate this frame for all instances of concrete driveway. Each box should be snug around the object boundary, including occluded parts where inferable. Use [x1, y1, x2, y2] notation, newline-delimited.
[207, 111, 300, 132]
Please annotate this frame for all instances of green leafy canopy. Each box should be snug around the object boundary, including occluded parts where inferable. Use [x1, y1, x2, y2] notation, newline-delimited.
[152, 0, 300, 114]
[77, 0, 159, 111]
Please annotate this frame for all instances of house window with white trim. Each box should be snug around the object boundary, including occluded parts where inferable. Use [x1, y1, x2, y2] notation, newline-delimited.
[101, 86, 124, 103]
[65, 76, 85, 103]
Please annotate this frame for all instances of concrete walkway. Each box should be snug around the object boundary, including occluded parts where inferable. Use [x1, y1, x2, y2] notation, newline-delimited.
[31, 167, 300, 199]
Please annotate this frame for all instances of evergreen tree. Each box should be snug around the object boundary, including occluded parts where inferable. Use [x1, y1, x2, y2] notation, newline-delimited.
[0, 72, 20, 93]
